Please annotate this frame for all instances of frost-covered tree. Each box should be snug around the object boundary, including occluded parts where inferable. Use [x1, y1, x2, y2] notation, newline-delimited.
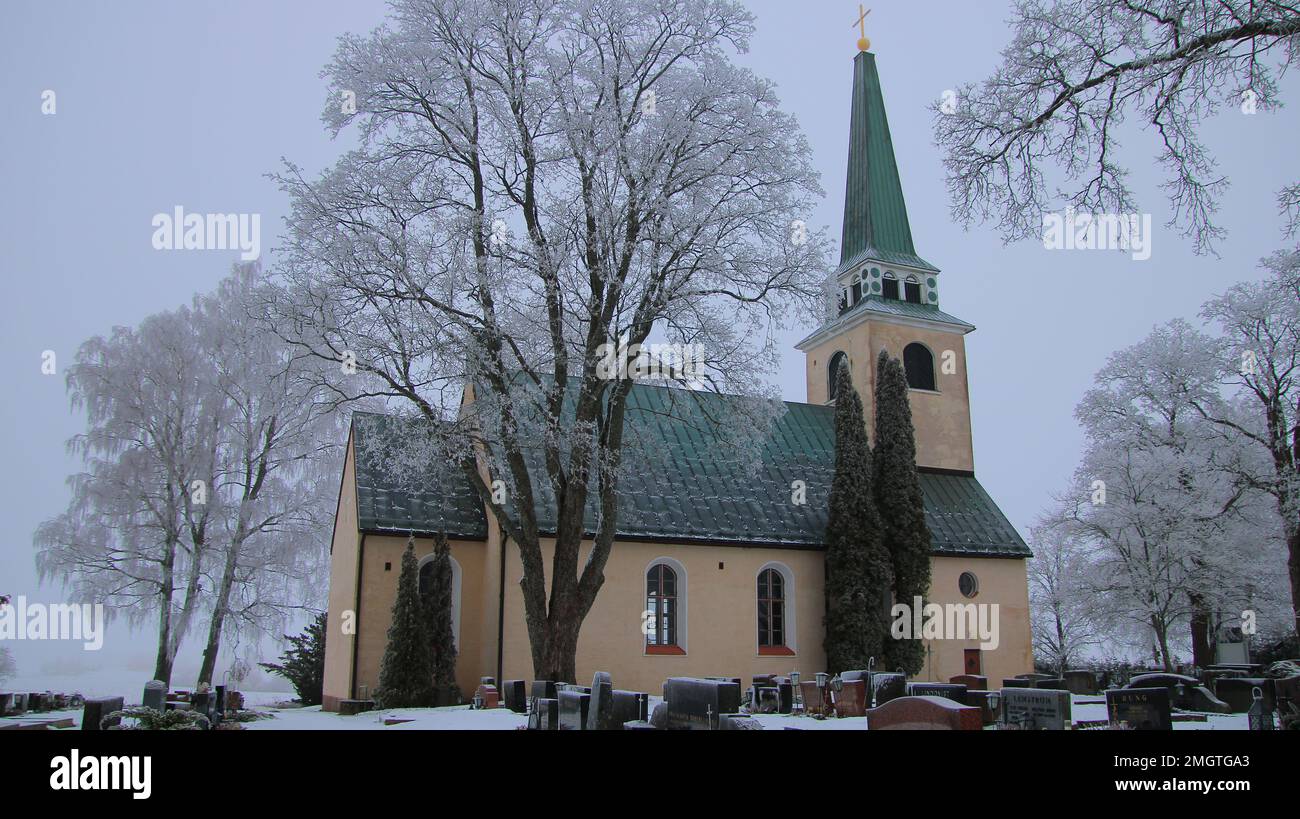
[1027, 527, 1107, 672]
[1196, 248, 1300, 639]
[193, 265, 344, 687]
[268, 0, 828, 681]
[823, 362, 892, 674]
[874, 351, 931, 675]
[933, 0, 1300, 253]
[35, 308, 221, 686]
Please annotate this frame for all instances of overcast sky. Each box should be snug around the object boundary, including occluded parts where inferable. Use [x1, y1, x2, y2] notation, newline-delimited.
[2, 0, 1297, 684]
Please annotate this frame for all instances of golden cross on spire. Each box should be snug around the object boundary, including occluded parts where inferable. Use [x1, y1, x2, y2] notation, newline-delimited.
[853, 5, 872, 52]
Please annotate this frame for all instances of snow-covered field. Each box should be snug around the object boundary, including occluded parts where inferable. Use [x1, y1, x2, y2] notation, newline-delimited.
[2, 693, 1253, 730]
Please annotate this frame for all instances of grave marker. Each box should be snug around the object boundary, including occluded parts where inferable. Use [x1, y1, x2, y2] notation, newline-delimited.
[1106, 687, 1172, 730]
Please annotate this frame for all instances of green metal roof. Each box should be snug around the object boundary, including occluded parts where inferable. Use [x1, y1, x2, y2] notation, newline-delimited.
[352, 412, 488, 539]
[839, 51, 936, 274]
[350, 387, 1028, 558]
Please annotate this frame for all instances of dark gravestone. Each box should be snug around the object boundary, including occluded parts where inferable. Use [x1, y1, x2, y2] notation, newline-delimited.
[529, 697, 559, 730]
[964, 690, 999, 725]
[530, 680, 557, 703]
[1001, 688, 1072, 730]
[142, 680, 166, 711]
[1274, 675, 1300, 723]
[949, 674, 987, 691]
[664, 677, 741, 730]
[1032, 678, 1067, 690]
[777, 681, 794, 714]
[798, 681, 832, 716]
[1107, 687, 1172, 730]
[752, 675, 777, 688]
[501, 680, 527, 713]
[1128, 674, 1230, 713]
[1214, 677, 1275, 714]
[191, 690, 211, 718]
[719, 713, 764, 730]
[0, 693, 13, 716]
[610, 690, 649, 727]
[833, 679, 868, 718]
[28, 693, 45, 712]
[587, 672, 616, 730]
[81, 696, 124, 730]
[558, 691, 591, 730]
[1001, 678, 1032, 688]
[649, 701, 670, 730]
[11, 693, 27, 714]
[871, 672, 906, 707]
[866, 695, 982, 731]
[907, 682, 968, 705]
[751, 686, 780, 714]
[1062, 670, 1098, 695]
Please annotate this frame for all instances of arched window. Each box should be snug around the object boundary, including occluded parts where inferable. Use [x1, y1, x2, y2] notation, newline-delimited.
[827, 351, 848, 401]
[645, 559, 686, 654]
[757, 568, 787, 652]
[904, 275, 922, 304]
[903, 343, 936, 391]
[882, 272, 899, 300]
[418, 551, 462, 649]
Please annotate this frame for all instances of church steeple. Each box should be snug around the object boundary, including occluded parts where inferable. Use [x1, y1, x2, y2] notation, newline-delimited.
[838, 51, 936, 275]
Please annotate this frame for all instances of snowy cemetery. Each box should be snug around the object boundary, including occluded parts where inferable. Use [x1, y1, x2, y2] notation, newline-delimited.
[4, 661, 1298, 731]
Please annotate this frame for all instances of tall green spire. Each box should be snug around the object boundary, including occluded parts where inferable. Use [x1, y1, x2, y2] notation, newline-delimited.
[838, 51, 935, 273]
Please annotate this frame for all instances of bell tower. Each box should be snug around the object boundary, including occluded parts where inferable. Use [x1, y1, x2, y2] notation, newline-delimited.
[796, 41, 976, 473]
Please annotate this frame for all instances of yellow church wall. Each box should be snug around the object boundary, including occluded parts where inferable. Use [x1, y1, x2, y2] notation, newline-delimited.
[918, 555, 1034, 685]
[499, 538, 827, 693]
[802, 319, 974, 472]
[322, 433, 360, 713]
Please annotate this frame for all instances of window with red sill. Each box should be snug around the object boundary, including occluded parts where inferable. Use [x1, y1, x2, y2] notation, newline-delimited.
[645, 563, 684, 655]
[757, 568, 794, 656]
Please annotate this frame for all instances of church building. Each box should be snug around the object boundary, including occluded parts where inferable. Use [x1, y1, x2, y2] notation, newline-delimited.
[321, 46, 1033, 711]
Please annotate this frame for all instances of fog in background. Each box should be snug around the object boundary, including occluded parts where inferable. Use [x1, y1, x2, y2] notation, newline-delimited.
[2, 0, 1296, 693]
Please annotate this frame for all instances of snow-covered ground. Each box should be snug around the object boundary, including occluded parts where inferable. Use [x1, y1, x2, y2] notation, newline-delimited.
[2, 693, 1253, 730]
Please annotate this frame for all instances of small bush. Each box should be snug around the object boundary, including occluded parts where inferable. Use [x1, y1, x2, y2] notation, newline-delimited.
[105, 706, 210, 731]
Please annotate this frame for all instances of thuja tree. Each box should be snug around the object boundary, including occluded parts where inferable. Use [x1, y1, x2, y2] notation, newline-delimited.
[423, 533, 460, 706]
[874, 350, 932, 676]
[269, 0, 827, 682]
[823, 361, 893, 674]
[260, 611, 327, 706]
[376, 543, 436, 708]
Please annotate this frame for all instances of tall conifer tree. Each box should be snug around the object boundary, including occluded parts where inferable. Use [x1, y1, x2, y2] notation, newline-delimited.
[823, 361, 894, 673]
[423, 532, 461, 706]
[874, 350, 933, 675]
[376, 540, 436, 708]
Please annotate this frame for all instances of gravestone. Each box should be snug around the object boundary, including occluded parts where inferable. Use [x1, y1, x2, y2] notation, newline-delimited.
[907, 682, 968, 704]
[752, 674, 777, 688]
[530, 680, 557, 703]
[1106, 687, 1172, 730]
[558, 690, 590, 730]
[1000, 688, 1071, 730]
[11, 693, 27, 714]
[1127, 674, 1229, 713]
[963, 690, 999, 725]
[649, 701, 670, 730]
[833, 679, 867, 718]
[719, 713, 764, 730]
[750, 686, 780, 714]
[500, 680, 527, 713]
[28, 693, 45, 712]
[142, 680, 166, 711]
[0, 693, 13, 716]
[866, 695, 982, 731]
[586, 672, 617, 730]
[777, 681, 794, 714]
[1032, 678, 1067, 690]
[191, 690, 211, 717]
[798, 680, 831, 717]
[1001, 678, 1032, 688]
[664, 677, 741, 730]
[871, 672, 906, 707]
[473, 681, 501, 709]
[535, 702, 561, 733]
[949, 674, 987, 691]
[1214, 677, 1275, 714]
[610, 690, 649, 727]
[81, 696, 124, 731]
[1015, 673, 1055, 682]
[1062, 670, 1098, 695]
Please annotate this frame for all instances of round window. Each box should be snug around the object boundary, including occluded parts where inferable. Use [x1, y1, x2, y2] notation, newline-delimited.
[958, 571, 979, 599]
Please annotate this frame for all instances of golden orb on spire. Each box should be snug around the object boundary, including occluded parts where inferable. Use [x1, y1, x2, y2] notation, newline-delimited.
[852, 5, 872, 52]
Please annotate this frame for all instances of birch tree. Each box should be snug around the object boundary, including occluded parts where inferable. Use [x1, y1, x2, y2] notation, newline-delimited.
[933, 0, 1300, 254]
[1027, 527, 1106, 672]
[268, 0, 827, 681]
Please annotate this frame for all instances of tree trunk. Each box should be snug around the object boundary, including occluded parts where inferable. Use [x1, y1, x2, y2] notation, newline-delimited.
[1289, 526, 1300, 639]
[1152, 615, 1173, 671]
[196, 537, 242, 687]
[533, 615, 581, 684]
[1189, 592, 1214, 668]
